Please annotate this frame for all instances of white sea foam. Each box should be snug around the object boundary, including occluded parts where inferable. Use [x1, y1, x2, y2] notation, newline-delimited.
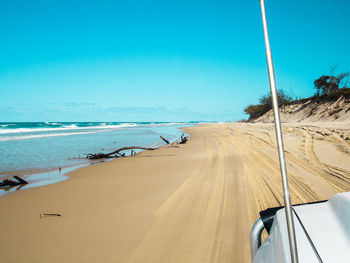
[0, 123, 138, 134]
[63, 124, 78, 128]
[0, 131, 99, 142]
[149, 122, 181, 127]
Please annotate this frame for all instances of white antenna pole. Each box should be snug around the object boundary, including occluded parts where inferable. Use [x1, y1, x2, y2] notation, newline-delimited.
[259, 1, 299, 262]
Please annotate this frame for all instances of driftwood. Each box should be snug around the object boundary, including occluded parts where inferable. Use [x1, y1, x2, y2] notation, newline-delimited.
[160, 136, 170, 144]
[0, 176, 28, 187]
[40, 213, 62, 218]
[179, 134, 189, 144]
[86, 146, 156, 159]
[86, 134, 189, 160]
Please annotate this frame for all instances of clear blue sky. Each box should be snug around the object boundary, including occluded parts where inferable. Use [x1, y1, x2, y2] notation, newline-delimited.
[1, 0, 349, 122]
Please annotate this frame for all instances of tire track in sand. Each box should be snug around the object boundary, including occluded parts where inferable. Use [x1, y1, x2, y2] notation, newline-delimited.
[126, 123, 350, 263]
[127, 129, 251, 263]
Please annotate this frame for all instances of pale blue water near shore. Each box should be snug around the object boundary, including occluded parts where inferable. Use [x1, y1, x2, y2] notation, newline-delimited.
[0, 122, 198, 195]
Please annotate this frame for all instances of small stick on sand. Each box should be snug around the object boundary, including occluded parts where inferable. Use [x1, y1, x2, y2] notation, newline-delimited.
[40, 213, 62, 218]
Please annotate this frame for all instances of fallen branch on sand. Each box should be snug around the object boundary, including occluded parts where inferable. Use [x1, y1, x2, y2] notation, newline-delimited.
[0, 176, 28, 188]
[86, 134, 189, 160]
[86, 146, 157, 159]
[160, 136, 170, 144]
[179, 134, 188, 144]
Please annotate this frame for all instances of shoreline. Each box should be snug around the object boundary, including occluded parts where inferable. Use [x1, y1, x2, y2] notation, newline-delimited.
[0, 122, 193, 176]
[0, 127, 191, 197]
[0, 123, 349, 262]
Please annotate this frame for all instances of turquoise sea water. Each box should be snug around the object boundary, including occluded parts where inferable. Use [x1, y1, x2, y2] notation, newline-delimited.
[0, 121, 196, 174]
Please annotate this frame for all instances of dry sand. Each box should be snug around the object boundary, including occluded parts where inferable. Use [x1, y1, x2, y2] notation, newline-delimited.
[1, 123, 350, 263]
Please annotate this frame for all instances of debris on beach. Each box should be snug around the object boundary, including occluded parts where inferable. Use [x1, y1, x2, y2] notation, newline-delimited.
[160, 136, 170, 144]
[0, 176, 28, 188]
[40, 213, 62, 218]
[86, 146, 156, 159]
[86, 134, 189, 160]
[179, 134, 188, 144]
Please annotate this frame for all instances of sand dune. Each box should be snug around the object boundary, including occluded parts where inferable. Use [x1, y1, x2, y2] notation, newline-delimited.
[0, 123, 349, 263]
[254, 94, 350, 123]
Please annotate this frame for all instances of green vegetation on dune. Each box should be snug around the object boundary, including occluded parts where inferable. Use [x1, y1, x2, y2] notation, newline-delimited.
[314, 72, 349, 97]
[244, 71, 350, 120]
[244, 90, 294, 120]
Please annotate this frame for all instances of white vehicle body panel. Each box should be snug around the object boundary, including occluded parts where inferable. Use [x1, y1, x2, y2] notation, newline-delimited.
[253, 192, 350, 263]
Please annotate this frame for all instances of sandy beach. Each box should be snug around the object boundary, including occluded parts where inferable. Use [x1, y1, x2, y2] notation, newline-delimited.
[1, 123, 350, 263]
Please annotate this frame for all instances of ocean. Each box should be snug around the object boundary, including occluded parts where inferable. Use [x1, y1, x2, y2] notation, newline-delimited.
[0, 122, 196, 194]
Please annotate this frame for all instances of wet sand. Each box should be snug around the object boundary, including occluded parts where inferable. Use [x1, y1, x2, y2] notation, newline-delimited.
[1, 123, 350, 263]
